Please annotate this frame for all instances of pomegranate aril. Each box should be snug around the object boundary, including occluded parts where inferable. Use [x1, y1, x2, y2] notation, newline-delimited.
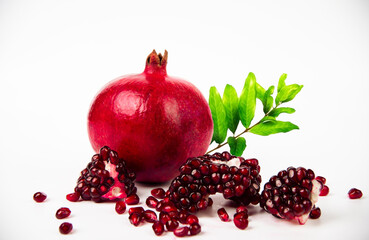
[189, 222, 201, 236]
[115, 201, 126, 214]
[129, 212, 142, 226]
[59, 222, 73, 234]
[217, 208, 230, 222]
[174, 226, 189, 237]
[146, 196, 159, 208]
[151, 188, 166, 199]
[125, 194, 140, 205]
[66, 192, 80, 202]
[236, 206, 248, 214]
[319, 185, 329, 196]
[309, 207, 321, 219]
[128, 206, 144, 215]
[159, 212, 171, 224]
[152, 221, 165, 236]
[348, 188, 363, 199]
[315, 176, 326, 184]
[233, 212, 249, 230]
[56, 207, 71, 219]
[143, 210, 157, 223]
[165, 219, 179, 231]
[33, 192, 47, 202]
[186, 214, 199, 224]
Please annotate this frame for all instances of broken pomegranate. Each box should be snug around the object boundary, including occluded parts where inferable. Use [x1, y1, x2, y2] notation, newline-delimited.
[348, 188, 363, 199]
[59, 222, 73, 234]
[33, 192, 47, 202]
[260, 167, 323, 225]
[87, 50, 213, 183]
[66, 146, 136, 202]
[166, 152, 261, 213]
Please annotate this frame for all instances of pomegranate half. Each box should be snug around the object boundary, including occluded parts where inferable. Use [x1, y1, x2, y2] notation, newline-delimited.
[87, 50, 213, 183]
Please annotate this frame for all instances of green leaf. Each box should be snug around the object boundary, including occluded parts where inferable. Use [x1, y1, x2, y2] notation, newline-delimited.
[277, 73, 287, 92]
[269, 107, 296, 117]
[239, 72, 257, 128]
[222, 84, 240, 134]
[262, 85, 275, 114]
[227, 136, 246, 156]
[250, 120, 299, 136]
[256, 83, 266, 101]
[275, 84, 303, 105]
[209, 86, 228, 144]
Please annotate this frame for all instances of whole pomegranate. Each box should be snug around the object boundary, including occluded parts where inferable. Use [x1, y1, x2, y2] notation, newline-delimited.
[87, 50, 213, 183]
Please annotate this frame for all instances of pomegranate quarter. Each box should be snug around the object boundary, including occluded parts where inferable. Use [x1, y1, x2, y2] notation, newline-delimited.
[88, 50, 213, 183]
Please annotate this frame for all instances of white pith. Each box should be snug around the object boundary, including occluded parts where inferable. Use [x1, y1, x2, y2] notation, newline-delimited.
[296, 179, 322, 225]
[212, 158, 241, 168]
[102, 162, 127, 200]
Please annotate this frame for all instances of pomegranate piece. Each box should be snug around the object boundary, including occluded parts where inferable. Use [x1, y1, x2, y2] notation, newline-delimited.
[217, 208, 230, 222]
[309, 207, 321, 219]
[174, 226, 189, 237]
[87, 50, 213, 183]
[125, 194, 140, 205]
[33, 192, 47, 202]
[348, 188, 363, 199]
[233, 212, 249, 230]
[151, 188, 166, 199]
[115, 201, 126, 214]
[129, 212, 142, 226]
[189, 222, 201, 236]
[152, 221, 165, 236]
[260, 167, 323, 225]
[59, 222, 73, 234]
[146, 196, 159, 208]
[55, 207, 71, 219]
[319, 185, 329, 196]
[67, 146, 136, 202]
[167, 152, 261, 213]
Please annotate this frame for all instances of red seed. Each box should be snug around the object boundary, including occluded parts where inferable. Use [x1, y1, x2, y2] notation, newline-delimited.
[56, 207, 71, 219]
[174, 226, 189, 237]
[165, 219, 179, 231]
[319, 185, 329, 196]
[125, 194, 140, 205]
[115, 201, 126, 214]
[236, 206, 248, 214]
[146, 196, 159, 208]
[143, 210, 157, 223]
[233, 212, 248, 229]
[33, 192, 47, 202]
[129, 212, 142, 226]
[217, 208, 230, 222]
[66, 192, 80, 202]
[315, 176, 326, 185]
[159, 212, 171, 224]
[309, 207, 321, 219]
[189, 222, 201, 235]
[152, 221, 165, 236]
[59, 222, 73, 234]
[186, 214, 199, 224]
[348, 188, 363, 199]
[151, 188, 166, 199]
[128, 207, 144, 215]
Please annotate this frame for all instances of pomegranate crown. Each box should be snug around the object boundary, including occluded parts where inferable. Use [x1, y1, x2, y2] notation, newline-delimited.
[144, 49, 168, 76]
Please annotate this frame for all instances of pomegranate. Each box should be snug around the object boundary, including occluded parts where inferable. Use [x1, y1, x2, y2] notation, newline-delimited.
[87, 50, 213, 183]
[260, 167, 324, 225]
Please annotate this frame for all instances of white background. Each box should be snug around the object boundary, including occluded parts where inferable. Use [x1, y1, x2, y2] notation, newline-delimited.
[1, 0, 369, 239]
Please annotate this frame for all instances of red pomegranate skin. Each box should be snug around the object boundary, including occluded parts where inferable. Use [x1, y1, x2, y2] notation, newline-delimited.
[88, 50, 213, 183]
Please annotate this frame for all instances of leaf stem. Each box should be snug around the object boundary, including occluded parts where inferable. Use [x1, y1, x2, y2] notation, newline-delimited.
[205, 103, 281, 154]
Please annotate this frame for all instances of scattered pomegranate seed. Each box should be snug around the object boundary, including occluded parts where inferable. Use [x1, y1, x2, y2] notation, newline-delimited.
[233, 212, 249, 229]
[129, 212, 142, 226]
[146, 196, 159, 208]
[189, 222, 201, 235]
[319, 185, 329, 196]
[59, 222, 73, 234]
[309, 207, 321, 219]
[125, 194, 140, 205]
[174, 226, 189, 237]
[115, 201, 126, 214]
[66, 192, 80, 202]
[165, 219, 179, 231]
[159, 212, 171, 224]
[143, 210, 157, 223]
[186, 214, 199, 224]
[348, 188, 363, 199]
[178, 210, 189, 224]
[236, 206, 248, 214]
[315, 176, 326, 185]
[55, 207, 71, 219]
[152, 221, 165, 236]
[217, 208, 230, 222]
[151, 188, 166, 199]
[33, 192, 47, 202]
[128, 207, 144, 215]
